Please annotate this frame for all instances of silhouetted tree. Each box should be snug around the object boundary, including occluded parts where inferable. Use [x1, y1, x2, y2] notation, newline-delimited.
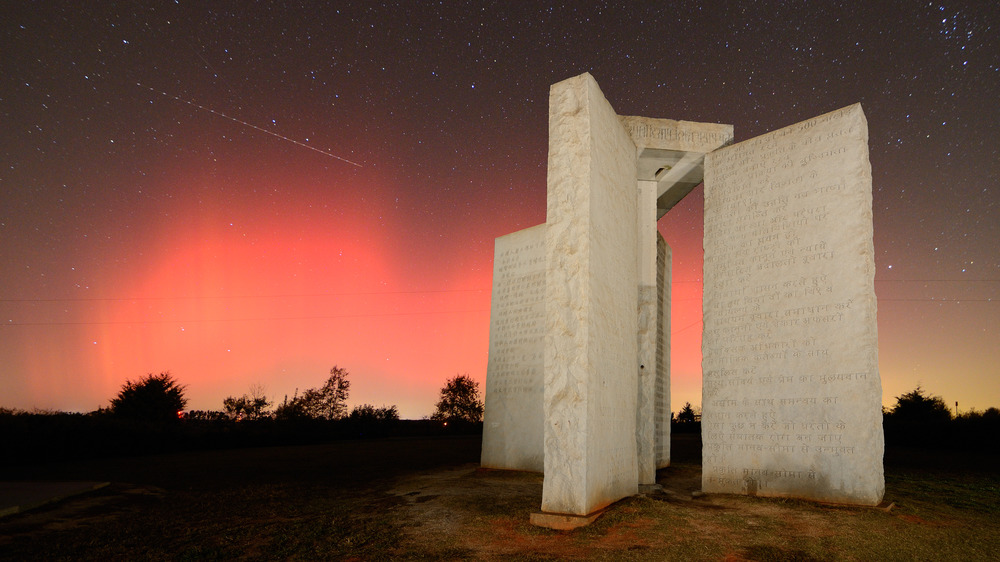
[274, 367, 351, 420]
[349, 404, 400, 423]
[431, 374, 483, 423]
[274, 390, 310, 421]
[677, 402, 697, 424]
[345, 404, 399, 437]
[110, 372, 187, 422]
[223, 384, 272, 420]
[302, 366, 351, 419]
[887, 386, 952, 424]
[183, 410, 227, 422]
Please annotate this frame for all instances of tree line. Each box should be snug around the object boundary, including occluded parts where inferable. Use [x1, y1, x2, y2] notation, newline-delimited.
[101, 367, 482, 425]
[882, 386, 999, 448]
[669, 386, 1000, 449]
[0, 368, 483, 466]
[5, 373, 994, 466]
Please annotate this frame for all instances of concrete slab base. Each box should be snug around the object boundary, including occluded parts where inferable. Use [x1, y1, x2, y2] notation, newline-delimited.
[530, 507, 608, 530]
[638, 483, 663, 494]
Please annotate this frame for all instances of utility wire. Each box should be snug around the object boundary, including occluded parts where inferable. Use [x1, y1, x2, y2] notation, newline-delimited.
[2, 308, 489, 327]
[0, 288, 487, 304]
[4, 279, 995, 304]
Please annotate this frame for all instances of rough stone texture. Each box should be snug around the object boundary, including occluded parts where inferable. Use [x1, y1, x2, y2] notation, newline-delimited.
[702, 104, 884, 506]
[481, 224, 547, 472]
[637, 181, 671, 484]
[636, 181, 658, 485]
[541, 73, 639, 516]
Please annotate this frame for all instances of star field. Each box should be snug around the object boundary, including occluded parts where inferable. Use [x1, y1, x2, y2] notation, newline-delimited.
[1, 1, 997, 416]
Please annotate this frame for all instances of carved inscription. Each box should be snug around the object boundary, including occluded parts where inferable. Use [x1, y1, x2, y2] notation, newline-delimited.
[702, 104, 884, 505]
[489, 242, 545, 397]
[481, 224, 546, 471]
[625, 123, 733, 148]
[619, 115, 735, 153]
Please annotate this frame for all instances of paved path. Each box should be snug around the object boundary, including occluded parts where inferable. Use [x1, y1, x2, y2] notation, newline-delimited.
[0, 481, 109, 518]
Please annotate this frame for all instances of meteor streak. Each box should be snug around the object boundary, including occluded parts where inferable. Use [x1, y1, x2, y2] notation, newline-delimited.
[139, 83, 363, 167]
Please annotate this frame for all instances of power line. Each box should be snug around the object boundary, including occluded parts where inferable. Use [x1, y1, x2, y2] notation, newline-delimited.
[875, 279, 1000, 283]
[5, 278, 994, 305]
[1, 308, 489, 327]
[0, 288, 488, 304]
[879, 298, 996, 303]
[671, 319, 703, 335]
[2, 295, 993, 328]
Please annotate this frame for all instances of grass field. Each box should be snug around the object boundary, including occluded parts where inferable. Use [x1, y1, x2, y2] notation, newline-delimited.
[1, 434, 997, 560]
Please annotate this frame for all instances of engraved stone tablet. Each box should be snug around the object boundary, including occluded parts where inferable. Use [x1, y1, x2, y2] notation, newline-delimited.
[542, 73, 639, 515]
[702, 104, 884, 505]
[481, 224, 547, 472]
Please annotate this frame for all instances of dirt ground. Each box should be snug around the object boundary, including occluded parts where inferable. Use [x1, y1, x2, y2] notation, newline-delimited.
[1, 434, 998, 560]
[387, 451, 998, 560]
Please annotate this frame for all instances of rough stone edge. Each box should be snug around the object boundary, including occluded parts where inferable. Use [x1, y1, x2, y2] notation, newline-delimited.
[530, 506, 609, 530]
[540, 71, 640, 515]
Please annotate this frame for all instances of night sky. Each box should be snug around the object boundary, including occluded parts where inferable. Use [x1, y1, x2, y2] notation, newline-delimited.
[2, 2, 997, 418]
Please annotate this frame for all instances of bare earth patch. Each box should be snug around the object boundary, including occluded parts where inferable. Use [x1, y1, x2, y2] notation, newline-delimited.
[1, 437, 998, 559]
[386, 460, 999, 560]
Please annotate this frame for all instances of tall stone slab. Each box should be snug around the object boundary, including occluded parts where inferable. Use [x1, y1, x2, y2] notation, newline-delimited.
[541, 73, 639, 516]
[637, 181, 672, 484]
[481, 224, 547, 472]
[702, 104, 883, 505]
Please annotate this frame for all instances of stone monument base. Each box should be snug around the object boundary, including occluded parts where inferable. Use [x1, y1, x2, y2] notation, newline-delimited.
[529, 507, 609, 530]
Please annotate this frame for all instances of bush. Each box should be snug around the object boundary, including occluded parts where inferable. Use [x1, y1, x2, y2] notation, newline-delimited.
[110, 372, 187, 422]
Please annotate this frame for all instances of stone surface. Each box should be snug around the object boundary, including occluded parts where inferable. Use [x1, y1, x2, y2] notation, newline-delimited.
[637, 180, 671, 484]
[701, 104, 884, 506]
[541, 73, 639, 516]
[482, 74, 883, 522]
[620, 115, 734, 154]
[622, 116, 734, 217]
[481, 224, 547, 472]
[529, 507, 608, 530]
